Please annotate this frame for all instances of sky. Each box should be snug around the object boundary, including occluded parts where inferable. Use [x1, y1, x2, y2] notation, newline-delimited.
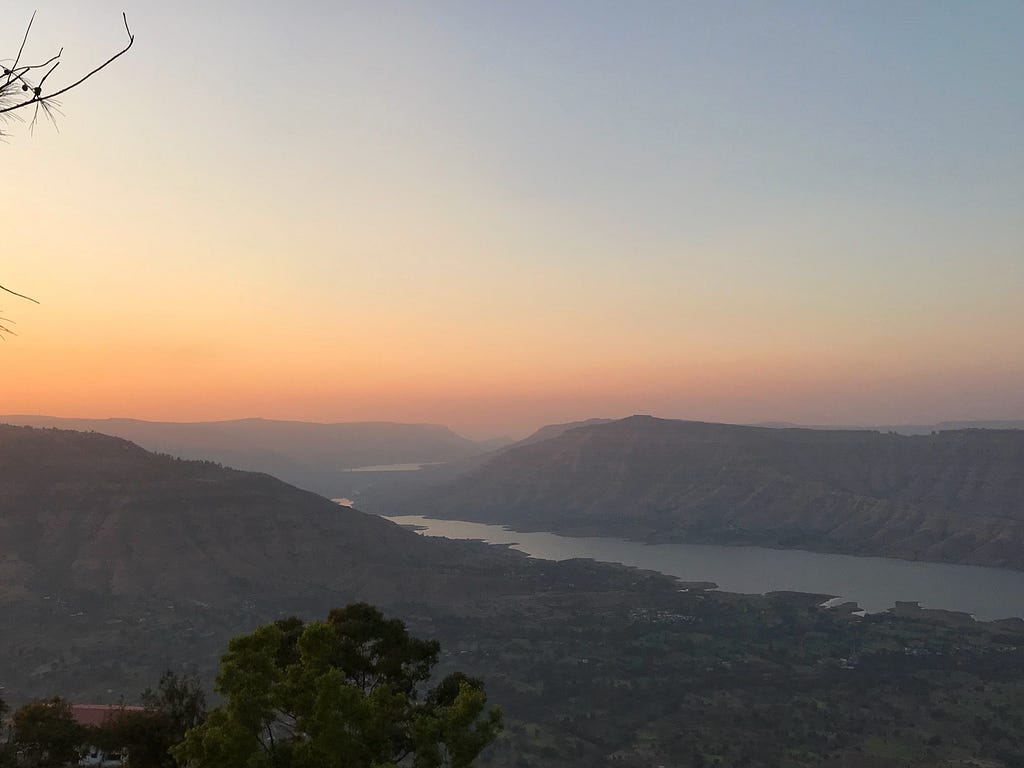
[3, 1, 1023, 438]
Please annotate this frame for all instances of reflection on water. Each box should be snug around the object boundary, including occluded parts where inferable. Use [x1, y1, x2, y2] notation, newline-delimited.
[342, 462, 445, 472]
[385, 515, 1024, 621]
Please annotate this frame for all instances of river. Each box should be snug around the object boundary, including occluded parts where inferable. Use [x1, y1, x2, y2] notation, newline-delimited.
[384, 515, 1024, 621]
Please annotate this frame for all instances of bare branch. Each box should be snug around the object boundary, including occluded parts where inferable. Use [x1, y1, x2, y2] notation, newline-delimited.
[19, 49, 63, 74]
[0, 12, 134, 118]
[0, 315, 16, 338]
[38, 60, 61, 90]
[2, 12, 130, 340]
[6, 11, 36, 87]
[0, 284, 39, 304]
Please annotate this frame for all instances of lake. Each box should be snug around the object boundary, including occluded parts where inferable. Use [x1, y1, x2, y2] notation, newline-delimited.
[385, 515, 1024, 621]
[342, 462, 445, 472]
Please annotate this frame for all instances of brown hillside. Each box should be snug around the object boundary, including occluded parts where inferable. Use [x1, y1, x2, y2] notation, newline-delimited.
[418, 416, 1024, 569]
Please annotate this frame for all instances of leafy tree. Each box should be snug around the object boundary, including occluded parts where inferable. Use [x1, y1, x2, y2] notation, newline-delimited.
[142, 670, 208, 749]
[174, 602, 502, 768]
[12, 697, 83, 768]
[90, 671, 207, 768]
[96, 709, 171, 768]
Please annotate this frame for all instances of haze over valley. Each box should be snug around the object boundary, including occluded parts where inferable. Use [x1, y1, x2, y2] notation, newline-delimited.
[4, 2, 1024, 766]
[5, 422, 1024, 767]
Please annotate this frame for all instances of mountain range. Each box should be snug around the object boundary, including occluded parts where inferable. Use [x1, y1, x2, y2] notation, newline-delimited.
[5, 423, 1024, 767]
[0, 416, 495, 497]
[0, 423, 674, 701]
[414, 415, 1024, 570]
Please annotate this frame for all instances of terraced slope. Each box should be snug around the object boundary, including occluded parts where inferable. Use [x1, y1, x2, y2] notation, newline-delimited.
[418, 416, 1024, 569]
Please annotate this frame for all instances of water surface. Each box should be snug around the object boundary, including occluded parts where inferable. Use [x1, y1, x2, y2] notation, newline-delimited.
[385, 515, 1024, 621]
[343, 462, 445, 472]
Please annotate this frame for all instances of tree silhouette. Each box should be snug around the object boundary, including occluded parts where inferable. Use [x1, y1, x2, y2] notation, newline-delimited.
[1, 11, 134, 135]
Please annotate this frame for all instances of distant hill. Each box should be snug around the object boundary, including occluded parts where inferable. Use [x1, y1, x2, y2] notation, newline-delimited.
[5, 424, 1024, 768]
[0, 424, 674, 700]
[348, 418, 617, 513]
[415, 415, 1024, 570]
[513, 418, 615, 447]
[0, 424, 494, 607]
[753, 419, 1024, 434]
[0, 416, 486, 497]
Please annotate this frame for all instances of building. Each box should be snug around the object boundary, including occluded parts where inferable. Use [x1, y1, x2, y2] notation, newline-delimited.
[70, 704, 144, 768]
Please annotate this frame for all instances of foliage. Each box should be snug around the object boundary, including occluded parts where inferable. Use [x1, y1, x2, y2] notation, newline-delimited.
[95, 709, 171, 768]
[174, 602, 502, 768]
[11, 697, 83, 768]
[0, 696, 12, 768]
[142, 670, 208, 748]
[87, 671, 208, 768]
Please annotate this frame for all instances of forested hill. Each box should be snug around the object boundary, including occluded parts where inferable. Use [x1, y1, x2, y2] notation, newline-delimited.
[416, 415, 1024, 570]
[0, 424, 526, 607]
[0, 423, 682, 699]
[6, 425, 1024, 767]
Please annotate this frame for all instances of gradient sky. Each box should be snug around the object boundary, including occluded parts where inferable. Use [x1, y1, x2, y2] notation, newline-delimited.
[4, 1, 1023, 438]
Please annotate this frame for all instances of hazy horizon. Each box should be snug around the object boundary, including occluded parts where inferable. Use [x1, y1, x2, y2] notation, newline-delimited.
[6, 1, 1023, 440]
[5, 410, 1024, 443]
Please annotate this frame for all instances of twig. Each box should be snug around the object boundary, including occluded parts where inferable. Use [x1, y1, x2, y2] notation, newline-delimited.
[0, 284, 39, 303]
[5, 11, 35, 88]
[0, 12, 134, 117]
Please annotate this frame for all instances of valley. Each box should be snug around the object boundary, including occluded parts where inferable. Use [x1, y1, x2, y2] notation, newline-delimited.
[3, 423, 1024, 766]
[410, 416, 1024, 571]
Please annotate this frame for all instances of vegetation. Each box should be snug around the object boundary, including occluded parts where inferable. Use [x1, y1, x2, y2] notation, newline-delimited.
[10, 697, 82, 768]
[0, 607, 499, 768]
[93, 671, 208, 768]
[429, 589, 1024, 767]
[3, 425, 1024, 766]
[2, 589, 1024, 765]
[176, 603, 501, 768]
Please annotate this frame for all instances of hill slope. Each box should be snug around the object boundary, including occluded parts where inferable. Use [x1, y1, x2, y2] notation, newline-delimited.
[416, 416, 1024, 570]
[0, 424, 496, 607]
[0, 424, 681, 698]
[0, 416, 485, 497]
[4, 425, 1024, 768]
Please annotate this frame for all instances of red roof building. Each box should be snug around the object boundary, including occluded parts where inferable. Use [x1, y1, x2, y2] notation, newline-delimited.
[69, 704, 145, 729]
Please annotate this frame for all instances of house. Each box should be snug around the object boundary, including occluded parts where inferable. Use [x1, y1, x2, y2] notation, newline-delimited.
[70, 704, 144, 768]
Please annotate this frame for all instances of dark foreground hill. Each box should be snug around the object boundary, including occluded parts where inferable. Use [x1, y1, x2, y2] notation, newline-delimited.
[0, 424, 468, 606]
[5, 425, 1024, 767]
[416, 415, 1024, 570]
[0, 415, 486, 497]
[0, 425, 676, 695]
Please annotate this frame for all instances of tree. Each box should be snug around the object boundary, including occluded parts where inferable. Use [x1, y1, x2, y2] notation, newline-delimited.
[11, 697, 83, 768]
[0, 696, 13, 768]
[97, 709, 173, 768]
[93, 671, 208, 768]
[174, 603, 502, 768]
[2, 11, 134, 335]
[142, 670, 208, 749]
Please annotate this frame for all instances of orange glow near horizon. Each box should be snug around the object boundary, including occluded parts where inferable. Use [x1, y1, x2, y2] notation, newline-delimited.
[4, 2, 1023, 438]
